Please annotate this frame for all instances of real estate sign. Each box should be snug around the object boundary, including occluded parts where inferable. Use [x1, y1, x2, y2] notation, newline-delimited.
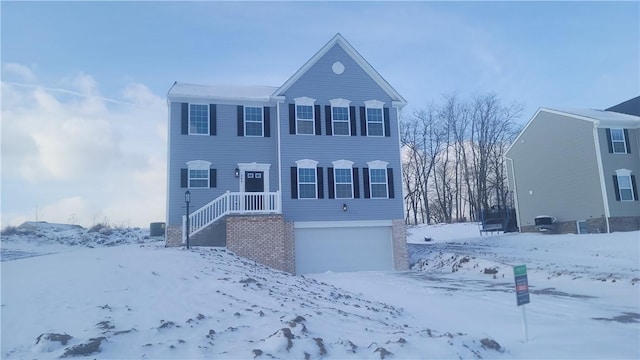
[514, 265, 530, 306]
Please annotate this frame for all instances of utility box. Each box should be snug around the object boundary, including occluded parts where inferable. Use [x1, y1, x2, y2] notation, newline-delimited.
[534, 216, 557, 233]
[150, 222, 166, 237]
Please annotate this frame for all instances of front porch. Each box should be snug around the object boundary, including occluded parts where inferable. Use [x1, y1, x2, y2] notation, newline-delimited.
[180, 191, 281, 245]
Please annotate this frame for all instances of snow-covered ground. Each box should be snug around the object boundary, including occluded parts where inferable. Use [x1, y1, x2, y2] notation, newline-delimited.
[1, 222, 638, 359]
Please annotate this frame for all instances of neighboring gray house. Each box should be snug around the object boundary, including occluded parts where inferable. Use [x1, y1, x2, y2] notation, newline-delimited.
[165, 34, 408, 274]
[505, 98, 640, 234]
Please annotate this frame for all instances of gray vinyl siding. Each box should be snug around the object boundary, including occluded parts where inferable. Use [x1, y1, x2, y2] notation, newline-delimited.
[279, 43, 404, 222]
[598, 127, 640, 217]
[506, 111, 605, 227]
[166, 102, 278, 226]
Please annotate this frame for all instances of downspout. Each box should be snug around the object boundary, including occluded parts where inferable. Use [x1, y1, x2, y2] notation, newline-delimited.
[276, 99, 283, 213]
[505, 157, 521, 232]
[592, 122, 611, 233]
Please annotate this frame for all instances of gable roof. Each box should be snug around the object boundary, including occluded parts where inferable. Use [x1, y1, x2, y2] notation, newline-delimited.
[506, 107, 640, 156]
[547, 108, 640, 128]
[605, 96, 640, 116]
[168, 82, 278, 102]
[273, 33, 407, 106]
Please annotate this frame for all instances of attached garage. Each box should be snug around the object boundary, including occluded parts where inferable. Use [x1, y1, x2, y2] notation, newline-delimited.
[294, 220, 394, 274]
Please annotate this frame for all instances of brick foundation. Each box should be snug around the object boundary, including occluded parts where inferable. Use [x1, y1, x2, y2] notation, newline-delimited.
[519, 216, 636, 234]
[226, 215, 295, 274]
[392, 219, 408, 271]
[165, 225, 183, 246]
[609, 216, 640, 232]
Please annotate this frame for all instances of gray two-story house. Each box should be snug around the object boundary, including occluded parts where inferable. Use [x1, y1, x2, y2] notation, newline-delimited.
[505, 97, 640, 234]
[165, 34, 408, 274]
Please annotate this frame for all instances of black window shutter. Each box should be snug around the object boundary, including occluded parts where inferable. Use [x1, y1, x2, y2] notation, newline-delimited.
[606, 129, 613, 153]
[324, 105, 332, 136]
[349, 106, 357, 136]
[314, 105, 322, 135]
[624, 129, 631, 153]
[263, 107, 271, 137]
[327, 167, 335, 199]
[289, 104, 296, 134]
[353, 168, 360, 198]
[363, 167, 370, 198]
[181, 103, 189, 135]
[384, 107, 391, 137]
[210, 169, 217, 188]
[613, 175, 620, 201]
[360, 106, 367, 136]
[632, 175, 638, 201]
[317, 167, 324, 199]
[209, 104, 217, 135]
[181, 168, 188, 188]
[291, 167, 298, 199]
[387, 168, 395, 199]
[237, 106, 244, 136]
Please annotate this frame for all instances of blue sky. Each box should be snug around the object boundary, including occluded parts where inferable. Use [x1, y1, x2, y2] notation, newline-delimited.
[1, 1, 639, 227]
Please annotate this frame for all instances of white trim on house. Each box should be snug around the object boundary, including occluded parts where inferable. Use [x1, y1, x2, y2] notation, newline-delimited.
[592, 125, 611, 233]
[238, 162, 271, 193]
[332, 160, 355, 199]
[274, 33, 407, 106]
[243, 105, 264, 137]
[294, 220, 393, 228]
[187, 103, 210, 135]
[330, 98, 351, 136]
[186, 160, 212, 189]
[294, 97, 316, 135]
[276, 100, 284, 210]
[295, 159, 319, 199]
[505, 157, 522, 233]
[367, 160, 389, 169]
[364, 100, 385, 137]
[615, 169, 635, 201]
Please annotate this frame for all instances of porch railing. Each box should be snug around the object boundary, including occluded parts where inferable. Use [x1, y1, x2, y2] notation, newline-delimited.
[182, 191, 281, 242]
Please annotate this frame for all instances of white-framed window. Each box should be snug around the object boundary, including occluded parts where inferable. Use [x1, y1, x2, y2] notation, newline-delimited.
[244, 106, 263, 137]
[365, 100, 385, 136]
[295, 97, 315, 135]
[615, 169, 635, 201]
[368, 160, 389, 198]
[189, 104, 209, 135]
[332, 159, 354, 199]
[296, 159, 318, 199]
[186, 160, 211, 188]
[330, 98, 351, 136]
[610, 128, 628, 154]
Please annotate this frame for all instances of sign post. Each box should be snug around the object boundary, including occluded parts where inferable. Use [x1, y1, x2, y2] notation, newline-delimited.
[513, 265, 530, 342]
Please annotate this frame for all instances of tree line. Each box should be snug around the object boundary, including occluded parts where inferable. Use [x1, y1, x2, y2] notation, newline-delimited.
[401, 93, 523, 225]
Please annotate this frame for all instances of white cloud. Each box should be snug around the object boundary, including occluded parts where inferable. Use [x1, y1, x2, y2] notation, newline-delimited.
[2, 63, 37, 82]
[1, 69, 167, 228]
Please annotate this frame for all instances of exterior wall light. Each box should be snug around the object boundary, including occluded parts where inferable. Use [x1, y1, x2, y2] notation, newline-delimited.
[342, 203, 348, 212]
[235, 168, 240, 178]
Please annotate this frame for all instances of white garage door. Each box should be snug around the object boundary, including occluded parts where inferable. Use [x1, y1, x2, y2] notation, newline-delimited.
[295, 222, 394, 274]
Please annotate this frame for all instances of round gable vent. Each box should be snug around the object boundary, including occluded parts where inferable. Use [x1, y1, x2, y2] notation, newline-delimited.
[332, 61, 345, 75]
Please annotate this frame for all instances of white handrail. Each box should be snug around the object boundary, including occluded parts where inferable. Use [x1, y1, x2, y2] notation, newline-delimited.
[187, 191, 281, 237]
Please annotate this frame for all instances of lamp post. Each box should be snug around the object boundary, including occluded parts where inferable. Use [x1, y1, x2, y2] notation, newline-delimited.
[185, 190, 191, 249]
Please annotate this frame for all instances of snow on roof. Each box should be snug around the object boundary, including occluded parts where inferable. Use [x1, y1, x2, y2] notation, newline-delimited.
[168, 82, 278, 102]
[544, 107, 640, 128]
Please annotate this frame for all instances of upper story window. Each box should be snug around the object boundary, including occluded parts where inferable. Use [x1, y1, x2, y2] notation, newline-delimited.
[368, 160, 389, 198]
[365, 100, 385, 136]
[614, 169, 636, 201]
[332, 160, 354, 199]
[186, 160, 212, 188]
[296, 159, 318, 199]
[330, 98, 351, 136]
[189, 104, 209, 135]
[609, 128, 629, 154]
[244, 106, 263, 137]
[295, 97, 316, 135]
